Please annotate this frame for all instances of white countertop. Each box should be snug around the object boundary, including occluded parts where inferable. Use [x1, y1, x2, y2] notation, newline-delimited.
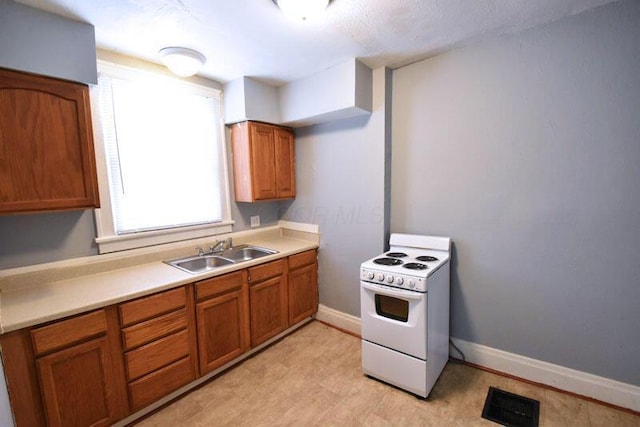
[0, 224, 319, 333]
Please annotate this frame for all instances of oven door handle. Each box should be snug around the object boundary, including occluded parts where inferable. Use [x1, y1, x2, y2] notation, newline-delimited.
[361, 281, 424, 300]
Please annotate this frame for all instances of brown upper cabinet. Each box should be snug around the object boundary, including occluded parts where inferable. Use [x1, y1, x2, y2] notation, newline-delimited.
[0, 67, 99, 214]
[230, 121, 295, 202]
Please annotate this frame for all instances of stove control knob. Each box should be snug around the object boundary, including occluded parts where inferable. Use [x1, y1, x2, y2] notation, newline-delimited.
[395, 277, 404, 285]
[386, 276, 394, 283]
[409, 280, 416, 289]
[366, 272, 375, 280]
[377, 273, 385, 282]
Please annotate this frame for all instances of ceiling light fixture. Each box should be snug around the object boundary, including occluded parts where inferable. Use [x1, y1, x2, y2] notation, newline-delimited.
[158, 47, 206, 77]
[274, 0, 330, 21]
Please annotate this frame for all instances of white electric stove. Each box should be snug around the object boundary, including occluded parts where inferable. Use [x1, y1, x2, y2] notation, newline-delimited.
[360, 233, 451, 398]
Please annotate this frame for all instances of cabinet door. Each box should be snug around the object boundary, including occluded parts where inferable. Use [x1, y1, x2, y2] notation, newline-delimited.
[274, 127, 295, 198]
[196, 288, 250, 375]
[0, 68, 99, 214]
[288, 262, 319, 326]
[249, 275, 288, 347]
[249, 122, 277, 200]
[36, 337, 122, 427]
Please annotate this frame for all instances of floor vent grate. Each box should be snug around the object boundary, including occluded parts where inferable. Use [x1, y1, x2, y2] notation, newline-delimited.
[482, 386, 540, 427]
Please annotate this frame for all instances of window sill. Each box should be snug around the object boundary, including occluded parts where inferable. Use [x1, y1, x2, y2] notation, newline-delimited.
[95, 220, 234, 254]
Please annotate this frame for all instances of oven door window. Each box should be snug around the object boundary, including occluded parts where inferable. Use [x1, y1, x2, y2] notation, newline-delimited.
[375, 294, 409, 322]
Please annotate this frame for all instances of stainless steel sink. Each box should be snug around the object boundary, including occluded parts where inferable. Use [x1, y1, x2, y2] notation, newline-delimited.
[220, 245, 278, 262]
[164, 244, 278, 274]
[166, 255, 235, 274]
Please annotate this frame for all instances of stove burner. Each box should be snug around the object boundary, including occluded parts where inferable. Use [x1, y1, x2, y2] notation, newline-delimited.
[404, 262, 428, 270]
[416, 256, 438, 262]
[373, 258, 404, 266]
[386, 252, 408, 258]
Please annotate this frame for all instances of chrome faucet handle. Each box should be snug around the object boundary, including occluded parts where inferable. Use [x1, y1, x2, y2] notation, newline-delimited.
[196, 246, 206, 256]
[209, 239, 225, 253]
[224, 237, 233, 249]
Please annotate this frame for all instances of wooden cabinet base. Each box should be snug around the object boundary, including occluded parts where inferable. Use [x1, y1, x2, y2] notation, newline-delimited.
[288, 249, 319, 326]
[249, 275, 288, 347]
[0, 330, 46, 426]
[196, 285, 250, 375]
[37, 338, 115, 427]
[0, 253, 317, 425]
[128, 356, 195, 412]
[125, 329, 191, 381]
[0, 307, 127, 427]
[289, 263, 319, 325]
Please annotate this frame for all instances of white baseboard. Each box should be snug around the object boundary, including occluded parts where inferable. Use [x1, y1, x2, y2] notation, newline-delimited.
[450, 337, 640, 412]
[316, 304, 361, 336]
[316, 306, 640, 412]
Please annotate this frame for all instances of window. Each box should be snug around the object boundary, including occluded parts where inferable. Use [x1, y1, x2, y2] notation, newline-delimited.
[92, 61, 232, 253]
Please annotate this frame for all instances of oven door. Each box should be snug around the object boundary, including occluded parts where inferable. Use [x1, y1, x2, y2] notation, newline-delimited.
[360, 281, 427, 360]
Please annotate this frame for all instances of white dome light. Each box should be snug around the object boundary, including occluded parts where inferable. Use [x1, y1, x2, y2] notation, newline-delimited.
[276, 0, 330, 20]
[159, 47, 206, 77]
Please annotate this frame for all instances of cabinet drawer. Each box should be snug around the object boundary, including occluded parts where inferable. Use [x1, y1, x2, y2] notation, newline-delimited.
[120, 287, 186, 327]
[196, 271, 243, 301]
[31, 310, 107, 356]
[288, 250, 317, 270]
[121, 309, 187, 351]
[128, 356, 194, 411]
[125, 329, 190, 381]
[248, 259, 284, 284]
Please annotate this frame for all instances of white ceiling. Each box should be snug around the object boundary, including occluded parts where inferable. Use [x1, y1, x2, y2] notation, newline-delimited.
[17, 0, 618, 85]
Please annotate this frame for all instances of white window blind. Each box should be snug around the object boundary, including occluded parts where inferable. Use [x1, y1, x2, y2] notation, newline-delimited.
[97, 73, 224, 235]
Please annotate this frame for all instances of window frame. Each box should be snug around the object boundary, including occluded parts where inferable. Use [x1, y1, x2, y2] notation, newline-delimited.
[91, 60, 233, 254]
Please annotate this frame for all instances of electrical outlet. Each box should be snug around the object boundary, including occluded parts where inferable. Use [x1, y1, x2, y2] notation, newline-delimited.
[250, 215, 260, 228]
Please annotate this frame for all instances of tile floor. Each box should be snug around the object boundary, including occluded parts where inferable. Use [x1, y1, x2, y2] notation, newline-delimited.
[136, 321, 640, 426]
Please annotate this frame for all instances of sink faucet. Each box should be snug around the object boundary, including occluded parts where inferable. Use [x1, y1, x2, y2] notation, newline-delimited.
[196, 238, 233, 256]
[209, 240, 225, 254]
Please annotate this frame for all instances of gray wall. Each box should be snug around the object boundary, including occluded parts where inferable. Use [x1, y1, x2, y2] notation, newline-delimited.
[392, 0, 640, 386]
[0, 0, 97, 84]
[0, 211, 98, 269]
[0, 203, 280, 269]
[0, 0, 98, 269]
[281, 67, 391, 316]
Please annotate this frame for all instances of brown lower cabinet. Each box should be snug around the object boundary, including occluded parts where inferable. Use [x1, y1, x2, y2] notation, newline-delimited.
[37, 337, 121, 427]
[288, 250, 319, 325]
[248, 259, 289, 347]
[0, 307, 128, 427]
[0, 250, 318, 426]
[196, 270, 250, 375]
[119, 286, 198, 412]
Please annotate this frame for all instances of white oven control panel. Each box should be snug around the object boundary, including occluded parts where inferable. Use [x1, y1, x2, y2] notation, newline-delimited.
[360, 268, 427, 292]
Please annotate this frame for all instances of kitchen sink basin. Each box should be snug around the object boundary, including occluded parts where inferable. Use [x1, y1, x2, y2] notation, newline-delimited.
[220, 245, 278, 262]
[166, 255, 235, 274]
[164, 244, 278, 274]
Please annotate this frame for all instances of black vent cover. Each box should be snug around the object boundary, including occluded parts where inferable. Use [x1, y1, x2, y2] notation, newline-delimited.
[482, 387, 540, 427]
